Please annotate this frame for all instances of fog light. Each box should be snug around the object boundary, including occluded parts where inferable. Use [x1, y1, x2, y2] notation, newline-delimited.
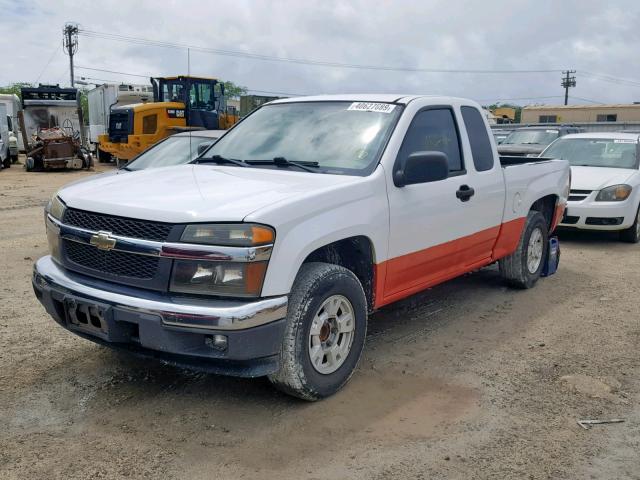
[205, 334, 228, 351]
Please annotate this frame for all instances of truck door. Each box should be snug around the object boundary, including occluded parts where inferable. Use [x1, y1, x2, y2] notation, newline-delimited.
[383, 105, 503, 300]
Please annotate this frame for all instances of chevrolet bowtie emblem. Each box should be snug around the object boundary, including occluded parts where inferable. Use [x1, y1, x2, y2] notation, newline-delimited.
[90, 231, 117, 251]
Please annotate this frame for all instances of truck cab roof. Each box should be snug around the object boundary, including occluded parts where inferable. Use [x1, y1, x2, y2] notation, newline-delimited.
[269, 94, 479, 106]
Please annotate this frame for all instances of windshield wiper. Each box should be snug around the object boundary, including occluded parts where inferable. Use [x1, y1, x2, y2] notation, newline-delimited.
[193, 155, 248, 167]
[246, 157, 320, 173]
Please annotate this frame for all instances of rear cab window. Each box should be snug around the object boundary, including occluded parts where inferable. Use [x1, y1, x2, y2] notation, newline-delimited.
[461, 106, 495, 172]
[397, 107, 464, 175]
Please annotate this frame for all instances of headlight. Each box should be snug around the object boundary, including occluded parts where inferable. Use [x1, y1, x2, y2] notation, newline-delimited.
[181, 223, 274, 246]
[47, 195, 66, 221]
[170, 260, 268, 297]
[595, 184, 632, 202]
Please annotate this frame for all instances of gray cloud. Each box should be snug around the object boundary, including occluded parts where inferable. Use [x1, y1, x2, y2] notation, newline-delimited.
[1, 0, 639, 105]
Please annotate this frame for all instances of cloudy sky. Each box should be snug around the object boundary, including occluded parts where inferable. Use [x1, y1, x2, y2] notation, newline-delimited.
[2, 0, 640, 106]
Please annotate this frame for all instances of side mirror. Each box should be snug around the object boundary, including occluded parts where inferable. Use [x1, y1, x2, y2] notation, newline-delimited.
[394, 151, 449, 187]
[197, 141, 214, 156]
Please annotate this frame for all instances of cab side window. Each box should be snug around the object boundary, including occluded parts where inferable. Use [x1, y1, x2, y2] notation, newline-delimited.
[461, 106, 494, 172]
[142, 114, 158, 134]
[398, 108, 464, 173]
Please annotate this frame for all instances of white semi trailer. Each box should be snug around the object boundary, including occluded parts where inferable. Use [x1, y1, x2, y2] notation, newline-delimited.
[87, 83, 153, 160]
[0, 93, 25, 151]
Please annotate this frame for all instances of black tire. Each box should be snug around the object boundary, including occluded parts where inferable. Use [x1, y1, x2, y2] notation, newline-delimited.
[268, 262, 368, 401]
[619, 206, 640, 243]
[499, 211, 549, 289]
[2, 156, 10, 168]
[97, 148, 111, 163]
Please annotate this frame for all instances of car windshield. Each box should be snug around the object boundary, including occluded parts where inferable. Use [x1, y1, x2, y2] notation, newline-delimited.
[502, 129, 559, 145]
[126, 135, 217, 171]
[543, 138, 639, 169]
[201, 101, 402, 175]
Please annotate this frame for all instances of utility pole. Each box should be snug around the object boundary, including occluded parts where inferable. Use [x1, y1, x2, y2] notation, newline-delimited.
[63, 23, 79, 87]
[561, 70, 576, 105]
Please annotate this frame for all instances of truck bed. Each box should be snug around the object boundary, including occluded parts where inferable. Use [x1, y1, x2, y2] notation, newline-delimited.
[499, 156, 555, 166]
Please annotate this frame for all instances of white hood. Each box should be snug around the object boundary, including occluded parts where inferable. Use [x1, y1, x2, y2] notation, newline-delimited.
[570, 166, 636, 191]
[58, 164, 360, 223]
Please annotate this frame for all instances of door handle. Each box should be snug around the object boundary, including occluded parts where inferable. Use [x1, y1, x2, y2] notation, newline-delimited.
[456, 185, 475, 202]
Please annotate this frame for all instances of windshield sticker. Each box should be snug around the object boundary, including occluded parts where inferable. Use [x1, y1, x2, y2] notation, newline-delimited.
[614, 139, 637, 143]
[347, 102, 396, 113]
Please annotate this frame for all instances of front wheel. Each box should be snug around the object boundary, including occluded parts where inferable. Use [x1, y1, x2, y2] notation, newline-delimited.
[268, 263, 368, 401]
[499, 211, 549, 289]
[97, 148, 111, 163]
[619, 206, 640, 243]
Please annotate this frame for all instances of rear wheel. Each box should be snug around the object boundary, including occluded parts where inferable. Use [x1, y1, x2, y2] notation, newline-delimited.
[268, 262, 367, 401]
[2, 155, 10, 168]
[619, 206, 640, 243]
[499, 211, 549, 289]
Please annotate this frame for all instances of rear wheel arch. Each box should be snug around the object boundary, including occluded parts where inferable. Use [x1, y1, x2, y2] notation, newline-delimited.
[528, 194, 558, 231]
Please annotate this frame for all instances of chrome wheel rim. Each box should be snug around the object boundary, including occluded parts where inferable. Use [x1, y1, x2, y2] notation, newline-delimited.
[308, 295, 355, 375]
[527, 227, 544, 274]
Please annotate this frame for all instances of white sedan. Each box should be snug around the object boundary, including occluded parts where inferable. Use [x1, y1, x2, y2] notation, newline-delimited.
[541, 132, 640, 242]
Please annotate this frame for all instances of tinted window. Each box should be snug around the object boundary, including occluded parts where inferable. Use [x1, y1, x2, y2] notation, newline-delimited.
[398, 108, 463, 172]
[142, 114, 157, 134]
[461, 106, 494, 172]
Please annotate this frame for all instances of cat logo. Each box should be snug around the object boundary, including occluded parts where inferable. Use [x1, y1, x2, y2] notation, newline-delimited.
[90, 231, 117, 251]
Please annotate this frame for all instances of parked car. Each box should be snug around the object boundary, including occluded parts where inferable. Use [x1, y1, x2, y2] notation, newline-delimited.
[33, 95, 570, 400]
[492, 128, 513, 144]
[121, 130, 225, 171]
[542, 132, 640, 242]
[498, 126, 582, 157]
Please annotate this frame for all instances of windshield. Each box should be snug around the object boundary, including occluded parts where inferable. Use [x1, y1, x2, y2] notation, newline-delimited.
[127, 135, 217, 171]
[202, 101, 402, 175]
[502, 129, 559, 145]
[542, 138, 639, 169]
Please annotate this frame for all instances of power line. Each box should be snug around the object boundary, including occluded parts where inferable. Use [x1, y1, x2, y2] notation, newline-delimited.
[34, 44, 62, 84]
[75, 66, 306, 96]
[579, 71, 640, 88]
[76, 65, 148, 78]
[569, 95, 602, 104]
[78, 29, 564, 74]
[478, 95, 565, 102]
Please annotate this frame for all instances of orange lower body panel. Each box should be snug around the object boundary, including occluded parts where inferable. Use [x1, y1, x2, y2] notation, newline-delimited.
[550, 203, 566, 232]
[374, 217, 526, 308]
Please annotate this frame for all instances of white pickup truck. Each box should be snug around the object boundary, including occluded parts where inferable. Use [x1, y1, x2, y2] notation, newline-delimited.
[33, 95, 570, 400]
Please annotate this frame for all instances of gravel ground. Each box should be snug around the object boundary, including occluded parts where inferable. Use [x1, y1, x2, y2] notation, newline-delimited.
[1, 162, 639, 479]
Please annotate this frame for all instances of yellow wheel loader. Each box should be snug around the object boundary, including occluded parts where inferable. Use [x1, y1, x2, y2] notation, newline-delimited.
[97, 76, 238, 161]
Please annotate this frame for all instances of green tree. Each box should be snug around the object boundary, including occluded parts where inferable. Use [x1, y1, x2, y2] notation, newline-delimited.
[220, 80, 248, 99]
[0, 82, 33, 98]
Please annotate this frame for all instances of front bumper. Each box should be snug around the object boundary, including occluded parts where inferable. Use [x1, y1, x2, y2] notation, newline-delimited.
[33, 256, 288, 377]
[559, 200, 637, 231]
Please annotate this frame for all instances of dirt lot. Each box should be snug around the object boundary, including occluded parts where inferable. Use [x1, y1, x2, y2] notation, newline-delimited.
[1, 162, 639, 479]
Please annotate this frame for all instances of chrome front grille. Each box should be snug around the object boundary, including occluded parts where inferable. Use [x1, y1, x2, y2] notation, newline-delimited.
[63, 208, 174, 241]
